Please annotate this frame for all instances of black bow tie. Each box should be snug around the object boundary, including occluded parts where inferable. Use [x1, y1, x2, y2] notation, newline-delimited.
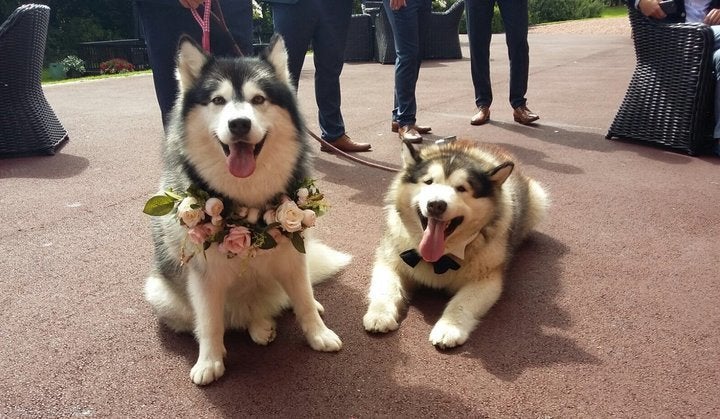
[399, 249, 460, 274]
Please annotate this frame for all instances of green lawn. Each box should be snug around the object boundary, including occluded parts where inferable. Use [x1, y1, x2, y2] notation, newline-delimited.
[602, 5, 627, 18]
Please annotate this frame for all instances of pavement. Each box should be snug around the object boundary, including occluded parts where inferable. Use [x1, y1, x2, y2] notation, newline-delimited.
[1, 29, 719, 417]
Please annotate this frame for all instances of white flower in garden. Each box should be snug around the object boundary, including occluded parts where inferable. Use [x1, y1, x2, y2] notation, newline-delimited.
[177, 197, 204, 228]
[204, 197, 224, 217]
[275, 200, 304, 232]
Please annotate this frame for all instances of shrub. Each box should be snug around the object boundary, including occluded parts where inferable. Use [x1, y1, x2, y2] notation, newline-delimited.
[488, 0, 604, 33]
[60, 55, 86, 78]
[99, 58, 135, 74]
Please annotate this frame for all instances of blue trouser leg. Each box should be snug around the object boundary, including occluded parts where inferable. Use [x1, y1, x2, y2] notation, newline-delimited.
[498, 0, 529, 108]
[466, 0, 529, 109]
[272, 0, 351, 141]
[465, 0, 495, 108]
[313, 0, 352, 141]
[136, 0, 253, 129]
[383, 0, 431, 127]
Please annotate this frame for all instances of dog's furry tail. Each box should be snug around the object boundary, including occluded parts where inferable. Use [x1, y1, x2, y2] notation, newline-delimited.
[305, 240, 352, 284]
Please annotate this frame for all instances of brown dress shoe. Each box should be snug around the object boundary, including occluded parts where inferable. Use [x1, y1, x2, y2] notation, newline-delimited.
[391, 121, 432, 134]
[470, 106, 490, 126]
[513, 105, 539, 125]
[320, 134, 371, 153]
[398, 125, 423, 143]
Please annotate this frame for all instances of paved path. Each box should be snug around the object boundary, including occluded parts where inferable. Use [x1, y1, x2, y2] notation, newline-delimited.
[1, 28, 718, 417]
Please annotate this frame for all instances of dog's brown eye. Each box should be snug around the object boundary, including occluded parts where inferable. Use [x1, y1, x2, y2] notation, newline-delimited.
[211, 97, 226, 105]
[456, 186, 467, 192]
[251, 95, 265, 105]
[424, 179, 433, 185]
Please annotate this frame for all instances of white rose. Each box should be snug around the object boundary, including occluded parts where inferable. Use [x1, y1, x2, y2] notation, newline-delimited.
[263, 209, 276, 225]
[302, 209, 316, 227]
[247, 208, 260, 224]
[177, 197, 204, 228]
[296, 188, 309, 205]
[275, 201, 304, 232]
[204, 197, 224, 217]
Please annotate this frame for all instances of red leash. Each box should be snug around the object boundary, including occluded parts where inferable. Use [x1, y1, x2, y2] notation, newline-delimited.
[190, 0, 212, 52]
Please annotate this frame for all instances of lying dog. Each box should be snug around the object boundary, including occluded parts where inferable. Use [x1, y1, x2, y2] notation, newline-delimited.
[143, 35, 350, 385]
[363, 139, 548, 348]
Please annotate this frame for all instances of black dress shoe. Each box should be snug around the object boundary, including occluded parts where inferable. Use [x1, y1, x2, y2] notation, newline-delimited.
[391, 121, 431, 134]
[513, 105, 539, 125]
[470, 106, 490, 126]
[320, 134, 371, 152]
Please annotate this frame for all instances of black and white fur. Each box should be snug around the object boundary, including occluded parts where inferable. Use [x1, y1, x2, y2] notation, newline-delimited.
[363, 139, 548, 348]
[145, 36, 350, 385]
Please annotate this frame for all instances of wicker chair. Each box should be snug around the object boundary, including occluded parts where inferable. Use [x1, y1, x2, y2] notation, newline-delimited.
[0, 4, 68, 157]
[366, 2, 397, 64]
[344, 13, 374, 62]
[606, 5, 715, 155]
[424, 0, 465, 60]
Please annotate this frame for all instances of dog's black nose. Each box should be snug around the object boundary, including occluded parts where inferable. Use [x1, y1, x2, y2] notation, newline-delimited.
[426, 200, 447, 217]
[228, 117, 251, 136]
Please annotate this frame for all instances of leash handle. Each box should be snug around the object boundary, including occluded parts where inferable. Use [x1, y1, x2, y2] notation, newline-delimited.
[190, 0, 212, 52]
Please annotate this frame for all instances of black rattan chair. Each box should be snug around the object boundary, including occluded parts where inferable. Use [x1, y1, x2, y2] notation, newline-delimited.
[344, 13, 374, 62]
[424, 0, 465, 60]
[367, 2, 397, 64]
[0, 4, 68, 157]
[606, 5, 715, 155]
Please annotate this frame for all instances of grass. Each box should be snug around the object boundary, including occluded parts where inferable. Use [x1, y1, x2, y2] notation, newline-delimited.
[42, 69, 152, 85]
[602, 5, 627, 18]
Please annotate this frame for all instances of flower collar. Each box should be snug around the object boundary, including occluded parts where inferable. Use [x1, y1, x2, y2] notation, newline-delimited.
[143, 179, 327, 263]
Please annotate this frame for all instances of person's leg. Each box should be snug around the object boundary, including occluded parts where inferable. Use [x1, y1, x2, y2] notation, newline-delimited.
[216, 0, 254, 56]
[136, 1, 202, 129]
[383, 0, 422, 127]
[497, 0, 529, 109]
[313, 0, 352, 141]
[271, 1, 318, 89]
[711, 26, 720, 154]
[465, 0, 495, 109]
[136, 1, 254, 129]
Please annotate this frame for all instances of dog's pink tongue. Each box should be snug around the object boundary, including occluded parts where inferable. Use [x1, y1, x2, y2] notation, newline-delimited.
[419, 218, 448, 263]
[227, 143, 256, 178]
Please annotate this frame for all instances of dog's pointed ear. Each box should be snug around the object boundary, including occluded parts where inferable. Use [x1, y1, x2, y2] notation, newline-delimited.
[262, 34, 292, 86]
[401, 139, 421, 168]
[488, 162, 514, 185]
[176, 35, 208, 91]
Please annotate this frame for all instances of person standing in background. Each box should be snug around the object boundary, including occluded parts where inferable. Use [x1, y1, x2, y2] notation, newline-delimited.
[465, 0, 539, 126]
[384, 0, 433, 143]
[266, 0, 371, 152]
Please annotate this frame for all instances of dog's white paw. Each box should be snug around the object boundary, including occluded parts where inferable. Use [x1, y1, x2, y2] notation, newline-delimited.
[190, 358, 225, 385]
[249, 318, 277, 346]
[306, 326, 342, 352]
[429, 320, 469, 349]
[314, 299, 325, 315]
[363, 308, 399, 333]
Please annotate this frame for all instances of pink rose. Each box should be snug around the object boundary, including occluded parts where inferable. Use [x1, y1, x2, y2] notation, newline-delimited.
[187, 223, 218, 245]
[219, 225, 252, 255]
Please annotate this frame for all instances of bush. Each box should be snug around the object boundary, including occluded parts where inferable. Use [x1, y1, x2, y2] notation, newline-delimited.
[60, 55, 86, 78]
[488, 0, 604, 33]
[99, 58, 135, 74]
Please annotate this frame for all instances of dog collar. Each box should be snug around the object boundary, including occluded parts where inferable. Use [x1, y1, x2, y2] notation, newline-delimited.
[399, 249, 460, 274]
